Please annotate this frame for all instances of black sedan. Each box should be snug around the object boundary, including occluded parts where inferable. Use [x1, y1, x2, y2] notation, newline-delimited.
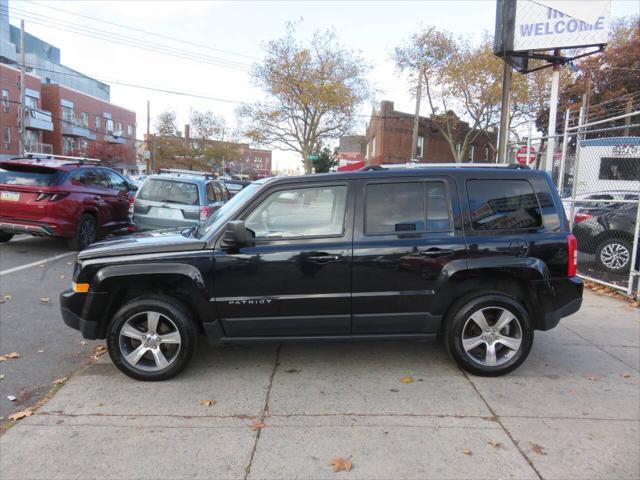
[573, 203, 638, 274]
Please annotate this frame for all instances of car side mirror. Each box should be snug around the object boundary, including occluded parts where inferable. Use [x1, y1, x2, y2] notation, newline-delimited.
[128, 183, 138, 191]
[222, 220, 254, 248]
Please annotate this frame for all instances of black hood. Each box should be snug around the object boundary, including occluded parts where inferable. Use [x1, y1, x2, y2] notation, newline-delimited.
[77, 229, 207, 260]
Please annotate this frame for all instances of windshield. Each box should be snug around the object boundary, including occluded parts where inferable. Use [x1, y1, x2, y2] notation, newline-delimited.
[138, 179, 200, 205]
[0, 166, 66, 186]
[195, 182, 262, 238]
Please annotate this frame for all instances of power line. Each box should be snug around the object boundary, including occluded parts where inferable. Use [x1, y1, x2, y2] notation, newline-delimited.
[1, 5, 251, 72]
[29, 0, 260, 61]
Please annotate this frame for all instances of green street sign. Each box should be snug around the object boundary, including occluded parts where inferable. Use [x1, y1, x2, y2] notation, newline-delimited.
[309, 153, 319, 162]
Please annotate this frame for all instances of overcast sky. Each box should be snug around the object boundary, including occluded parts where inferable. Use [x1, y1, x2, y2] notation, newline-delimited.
[6, 0, 639, 172]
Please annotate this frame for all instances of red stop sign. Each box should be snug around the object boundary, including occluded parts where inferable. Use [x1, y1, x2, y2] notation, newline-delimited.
[516, 145, 536, 165]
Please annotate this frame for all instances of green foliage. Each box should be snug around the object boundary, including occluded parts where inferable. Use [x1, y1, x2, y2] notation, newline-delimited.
[312, 147, 338, 173]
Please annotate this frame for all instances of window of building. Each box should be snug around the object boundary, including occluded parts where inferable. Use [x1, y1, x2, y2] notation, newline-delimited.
[115, 121, 123, 136]
[127, 125, 133, 136]
[467, 179, 542, 230]
[2, 89, 9, 113]
[25, 96, 37, 109]
[80, 112, 89, 128]
[78, 139, 88, 152]
[105, 119, 114, 133]
[24, 130, 38, 150]
[598, 157, 640, 182]
[365, 181, 451, 235]
[254, 156, 262, 164]
[62, 106, 74, 124]
[245, 185, 348, 239]
[62, 136, 76, 154]
[3, 127, 11, 145]
[371, 136, 377, 158]
[416, 136, 424, 159]
[94, 116, 101, 131]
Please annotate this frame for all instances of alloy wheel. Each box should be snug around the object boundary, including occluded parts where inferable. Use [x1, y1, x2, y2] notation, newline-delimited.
[118, 311, 182, 372]
[80, 219, 96, 247]
[461, 306, 523, 367]
[599, 242, 630, 271]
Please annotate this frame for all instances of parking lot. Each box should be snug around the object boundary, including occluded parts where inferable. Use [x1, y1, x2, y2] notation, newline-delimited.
[0, 236, 637, 479]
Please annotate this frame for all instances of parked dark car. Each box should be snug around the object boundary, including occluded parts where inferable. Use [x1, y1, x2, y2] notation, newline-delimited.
[60, 164, 582, 380]
[573, 202, 638, 274]
[132, 170, 230, 231]
[0, 155, 137, 249]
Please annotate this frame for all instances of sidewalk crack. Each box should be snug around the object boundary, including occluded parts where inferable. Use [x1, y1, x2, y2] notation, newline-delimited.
[461, 369, 544, 480]
[244, 343, 281, 480]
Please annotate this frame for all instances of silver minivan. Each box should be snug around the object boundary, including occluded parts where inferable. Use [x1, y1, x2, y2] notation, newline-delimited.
[132, 170, 230, 231]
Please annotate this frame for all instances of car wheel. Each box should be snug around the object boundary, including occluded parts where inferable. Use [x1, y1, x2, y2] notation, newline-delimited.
[68, 214, 97, 250]
[596, 238, 633, 274]
[0, 233, 14, 242]
[444, 293, 534, 376]
[106, 295, 198, 381]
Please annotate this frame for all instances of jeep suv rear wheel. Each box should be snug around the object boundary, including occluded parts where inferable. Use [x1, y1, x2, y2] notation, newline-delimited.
[106, 295, 198, 381]
[444, 293, 534, 376]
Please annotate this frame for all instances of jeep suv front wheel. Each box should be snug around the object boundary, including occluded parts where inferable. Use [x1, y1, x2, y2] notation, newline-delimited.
[444, 293, 534, 376]
[106, 295, 198, 381]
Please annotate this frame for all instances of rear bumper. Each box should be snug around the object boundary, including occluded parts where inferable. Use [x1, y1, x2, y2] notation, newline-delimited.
[536, 276, 584, 330]
[60, 289, 108, 339]
[0, 220, 57, 237]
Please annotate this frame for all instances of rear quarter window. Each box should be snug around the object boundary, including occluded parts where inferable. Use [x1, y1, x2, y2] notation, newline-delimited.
[137, 179, 200, 206]
[466, 179, 542, 230]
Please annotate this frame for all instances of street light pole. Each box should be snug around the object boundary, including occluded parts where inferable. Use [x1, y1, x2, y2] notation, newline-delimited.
[410, 60, 424, 162]
[18, 20, 26, 156]
[545, 49, 561, 173]
[497, 59, 512, 163]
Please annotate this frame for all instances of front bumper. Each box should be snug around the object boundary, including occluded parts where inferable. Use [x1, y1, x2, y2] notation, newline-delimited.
[60, 289, 109, 339]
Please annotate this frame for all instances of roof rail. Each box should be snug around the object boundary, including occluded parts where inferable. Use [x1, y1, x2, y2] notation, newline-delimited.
[13, 153, 101, 165]
[158, 168, 216, 179]
[359, 162, 531, 171]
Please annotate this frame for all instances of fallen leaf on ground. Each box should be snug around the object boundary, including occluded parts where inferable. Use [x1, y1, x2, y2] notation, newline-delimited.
[0, 374, 4, 380]
[200, 400, 217, 407]
[40, 297, 50, 303]
[400, 376, 415, 384]
[530, 443, 546, 455]
[586, 375, 598, 382]
[59, 274, 65, 279]
[249, 421, 265, 431]
[622, 373, 632, 378]
[8, 409, 33, 421]
[329, 457, 352, 472]
[3, 294, 12, 300]
[92, 345, 107, 358]
[0, 352, 21, 362]
[38, 264, 45, 268]
[488, 439, 502, 448]
[80, 340, 87, 346]
[285, 368, 300, 373]
[37, 350, 44, 353]
[53, 377, 68, 385]
[97, 403, 105, 407]
[463, 448, 472, 456]
[67, 262, 73, 265]
[7, 395, 16, 401]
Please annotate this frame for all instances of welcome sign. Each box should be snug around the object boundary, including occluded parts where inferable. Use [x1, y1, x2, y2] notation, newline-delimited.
[513, 0, 610, 51]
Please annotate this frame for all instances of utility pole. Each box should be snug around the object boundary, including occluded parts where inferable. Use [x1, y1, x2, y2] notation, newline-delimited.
[146, 100, 151, 174]
[151, 134, 157, 174]
[497, 59, 512, 164]
[410, 60, 424, 162]
[18, 20, 26, 155]
[545, 49, 561, 174]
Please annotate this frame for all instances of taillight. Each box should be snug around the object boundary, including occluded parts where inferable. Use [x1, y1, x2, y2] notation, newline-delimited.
[567, 233, 578, 277]
[34, 192, 69, 202]
[128, 196, 135, 215]
[200, 206, 212, 221]
[574, 212, 593, 223]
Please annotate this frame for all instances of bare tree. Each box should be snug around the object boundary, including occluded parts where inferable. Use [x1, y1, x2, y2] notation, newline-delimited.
[238, 24, 370, 173]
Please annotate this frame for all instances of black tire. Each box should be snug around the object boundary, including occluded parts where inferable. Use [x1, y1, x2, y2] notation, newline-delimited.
[595, 237, 633, 274]
[68, 214, 97, 251]
[0, 233, 14, 242]
[444, 293, 534, 377]
[106, 295, 198, 381]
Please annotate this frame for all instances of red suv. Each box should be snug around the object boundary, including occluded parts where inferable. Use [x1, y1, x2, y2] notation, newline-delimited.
[0, 156, 137, 250]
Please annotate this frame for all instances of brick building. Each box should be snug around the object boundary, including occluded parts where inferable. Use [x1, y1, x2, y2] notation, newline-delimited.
[40, 84, 136, 163]
[336, 135, 366, 168]
[238, 146, 272, 179]
[1, 62, 53, 158]
[364, 100, 496, 165]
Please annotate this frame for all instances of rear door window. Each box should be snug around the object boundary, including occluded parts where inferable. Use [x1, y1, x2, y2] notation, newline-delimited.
[105, 170, 129, 192]
[365, 181, 451, 234]
[467, 179, 542, 230]
[206, 182, 217, 202]
[138, 179, 199, 206]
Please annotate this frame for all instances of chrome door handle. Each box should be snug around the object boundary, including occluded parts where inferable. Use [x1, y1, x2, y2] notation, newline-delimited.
[307, 255, 342, 263]
[419, 248, 454, 257]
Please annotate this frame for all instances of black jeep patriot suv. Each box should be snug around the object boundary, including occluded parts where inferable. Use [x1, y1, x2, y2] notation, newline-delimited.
[60, 165, 583, 380]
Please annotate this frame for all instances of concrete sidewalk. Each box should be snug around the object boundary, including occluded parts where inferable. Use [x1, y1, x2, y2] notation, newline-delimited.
[1, 290, 638, 479]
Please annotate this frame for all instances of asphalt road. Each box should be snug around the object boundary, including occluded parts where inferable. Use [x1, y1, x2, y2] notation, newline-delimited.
[0, 235, 98, 421]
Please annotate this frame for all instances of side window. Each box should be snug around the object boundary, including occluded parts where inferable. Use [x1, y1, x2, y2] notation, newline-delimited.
[106, 171, 129, 192]
[467, 179, 542, 230]
[69, 170, 87, 186]
[245, 185, 348, 239]
[365, 183, 425, 234]
[220, 184, 230, 200]
[206, 183, 217, 203]
[426, 182, 451, 231]
[213, 183, 225, 202]
[93, 170, 111, 189]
